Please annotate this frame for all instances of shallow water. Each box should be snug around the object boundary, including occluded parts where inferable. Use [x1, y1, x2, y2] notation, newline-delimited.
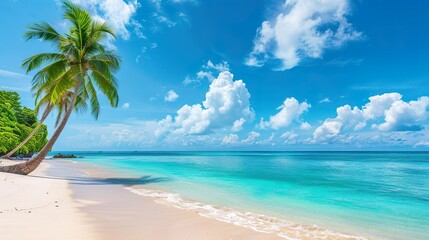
[58, 151, 429, 240]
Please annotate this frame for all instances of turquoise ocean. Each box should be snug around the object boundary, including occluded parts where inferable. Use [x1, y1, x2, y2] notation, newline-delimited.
[56, 151, 429, 240]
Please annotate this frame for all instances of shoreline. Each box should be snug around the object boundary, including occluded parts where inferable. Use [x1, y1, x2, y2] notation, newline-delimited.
[1, 159, 373, 240]
[55, 159, 372, 240]
[56, 159, 285, 240]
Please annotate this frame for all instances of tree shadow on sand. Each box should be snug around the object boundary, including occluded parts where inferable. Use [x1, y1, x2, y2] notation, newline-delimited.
[28, 175, 171, 187]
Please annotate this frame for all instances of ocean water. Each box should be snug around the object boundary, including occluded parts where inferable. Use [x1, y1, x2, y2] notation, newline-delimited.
[59, 151, 429, 240]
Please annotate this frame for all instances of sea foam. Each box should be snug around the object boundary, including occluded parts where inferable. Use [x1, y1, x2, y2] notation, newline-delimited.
[125, 187, 370, 240]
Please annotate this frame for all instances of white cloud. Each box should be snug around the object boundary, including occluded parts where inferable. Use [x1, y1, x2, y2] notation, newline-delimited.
[204, 60, 230, 72]
[260, 97, 310, 129]
[246, 0, 361, 70]
[362, 93, 402, 120]
[415, 141, 429, 147]
[149, 0, 161, 10]
[300, 122, 312, 130]
[0, 69, 28, 79]
[280, 131, 299, 144]
[63, 121, 162, 149]
[242, 131, 260, 144]
[61, 121, 429, 150]
[70, 0, 140, 40]
[377, 97, 429, 131]
[313, 93, 429, 142]
[231, 118, 246, 132]
[257, 133, 276, 145]
[0, 69, 31, 92]
[196, 71, 215, 82]
[221, 134, 239, 145]
[162, 71, 254, 135]
[183, 60, 230, 86]
[281, 131, 298, 139]
[319, 97, 330, 103]
[153, 13, 177, 27]
[313, 119, 343, 142]
[130, 19, 146, 39]
[122, 102, 130, 109]
[165, 90, 179, 102]
[182, 76, 201, 86]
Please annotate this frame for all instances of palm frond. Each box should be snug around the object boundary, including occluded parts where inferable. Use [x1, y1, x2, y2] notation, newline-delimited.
[22, 53, 65, 74]
[63, 1, 92, 50]
[90, 69, 119, 107]
[83, 76, 101, 119]
[24, 22, 62, 45]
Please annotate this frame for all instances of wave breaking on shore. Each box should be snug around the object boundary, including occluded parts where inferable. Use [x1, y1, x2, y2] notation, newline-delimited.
[125, 187, 370, 240]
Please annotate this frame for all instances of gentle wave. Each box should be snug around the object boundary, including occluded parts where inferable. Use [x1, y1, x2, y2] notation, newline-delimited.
[125, 187, 370, 240]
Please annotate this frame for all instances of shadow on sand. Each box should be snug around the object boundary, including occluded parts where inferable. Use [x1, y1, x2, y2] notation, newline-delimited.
[29, 175, 171, 186]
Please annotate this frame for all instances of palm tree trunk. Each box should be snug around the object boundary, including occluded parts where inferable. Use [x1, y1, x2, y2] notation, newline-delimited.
[0, 85, 80, 175]
[2, 106, 52, 159]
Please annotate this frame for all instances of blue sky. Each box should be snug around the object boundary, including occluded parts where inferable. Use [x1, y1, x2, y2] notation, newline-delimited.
[1, 0, 429, 151]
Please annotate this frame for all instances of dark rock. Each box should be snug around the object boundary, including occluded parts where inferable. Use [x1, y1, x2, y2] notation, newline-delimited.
[53, 153, 80, 159]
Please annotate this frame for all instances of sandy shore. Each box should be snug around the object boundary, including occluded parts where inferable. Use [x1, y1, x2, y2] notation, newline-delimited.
[0, 161, 98, 240]
[0, 160, 283, 240]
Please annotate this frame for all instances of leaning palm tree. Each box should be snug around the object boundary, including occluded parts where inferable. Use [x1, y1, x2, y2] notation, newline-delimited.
[0, 1, 120, 175]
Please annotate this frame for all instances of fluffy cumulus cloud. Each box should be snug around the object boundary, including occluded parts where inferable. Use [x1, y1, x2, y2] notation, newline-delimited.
[161, 71, 254, 135]
[70, 0, 140, 40]
[300, 122, 312, 130]
[231, 118, 246, 132]
[313, 120, 342, 142]
[280, 131, 301, 144]
[164, 90, 179, 102]
[221, 134, 239, 145]
[378, 97, 429, 131]
[245, 0, 361, 70]
[260, 97, 310, 129]
[313, 93, 429, 142]
[183, 60, 230, 86]
[242, 131, 261, 144]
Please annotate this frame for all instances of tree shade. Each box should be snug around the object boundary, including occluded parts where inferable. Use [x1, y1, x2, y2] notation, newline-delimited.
[0, 90, 48, 156]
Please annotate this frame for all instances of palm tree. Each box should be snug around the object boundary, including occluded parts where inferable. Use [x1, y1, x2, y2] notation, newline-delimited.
[0, 1, 120, 175]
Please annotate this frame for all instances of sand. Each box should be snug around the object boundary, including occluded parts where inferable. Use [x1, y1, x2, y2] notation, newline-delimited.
[0, 161, 98, 240]
[0, 160, 283, 240]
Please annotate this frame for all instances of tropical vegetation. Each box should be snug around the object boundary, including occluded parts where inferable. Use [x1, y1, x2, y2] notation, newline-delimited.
[0, 90, 48, 156]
